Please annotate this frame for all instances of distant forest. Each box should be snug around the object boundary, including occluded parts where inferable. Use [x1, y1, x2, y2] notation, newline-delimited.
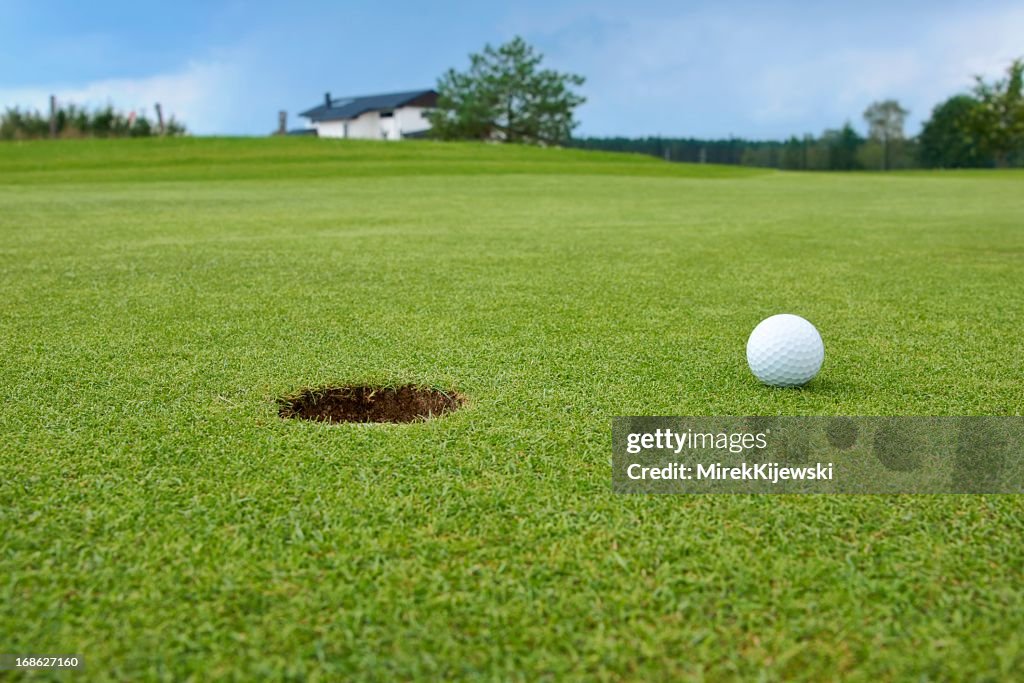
[571, 59, 1024, 170]
[569, 130, 893, 170]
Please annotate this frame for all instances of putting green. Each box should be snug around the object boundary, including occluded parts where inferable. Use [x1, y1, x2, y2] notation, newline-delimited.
[1, 138, 1022, 679]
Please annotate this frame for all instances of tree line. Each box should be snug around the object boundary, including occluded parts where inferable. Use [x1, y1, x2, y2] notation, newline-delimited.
[569, 128, 874, 170]
[0, 103, 185, 140]
[571, 59, 1024, 170]
[425, 38, 1022, 170]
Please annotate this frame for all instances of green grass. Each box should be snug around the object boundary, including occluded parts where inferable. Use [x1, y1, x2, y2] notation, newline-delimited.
[0, 136, 764, 184]
[1, 137, 1022, 681]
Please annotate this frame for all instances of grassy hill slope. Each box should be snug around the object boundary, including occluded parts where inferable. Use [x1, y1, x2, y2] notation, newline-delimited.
[0, 136, 768, 184]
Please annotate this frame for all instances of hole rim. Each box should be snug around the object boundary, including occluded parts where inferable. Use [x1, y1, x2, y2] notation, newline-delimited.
[277, 383, 465, 424]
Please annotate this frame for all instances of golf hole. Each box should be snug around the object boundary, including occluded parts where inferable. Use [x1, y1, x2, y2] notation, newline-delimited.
[278, 385, 464, 424]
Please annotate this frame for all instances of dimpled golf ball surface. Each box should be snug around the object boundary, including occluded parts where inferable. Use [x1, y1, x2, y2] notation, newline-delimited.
[746, 314, 825, 387]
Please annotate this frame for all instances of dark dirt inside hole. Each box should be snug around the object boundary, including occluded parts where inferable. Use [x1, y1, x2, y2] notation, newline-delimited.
[278, 385, 464, 424]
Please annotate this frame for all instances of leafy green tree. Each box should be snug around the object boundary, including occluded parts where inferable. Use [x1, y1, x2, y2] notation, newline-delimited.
[823, 123, 864, 170]
[863, 99, 908, 170]
[781, 136, 808, 170]
[966, 58, 1024, 167]
[857, 140, 884, 170]
[918, 95, 989, 168]
[428, 37, 585, 145]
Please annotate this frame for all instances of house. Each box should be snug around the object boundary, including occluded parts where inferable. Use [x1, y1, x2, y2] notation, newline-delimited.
[298, 89, 437, 140]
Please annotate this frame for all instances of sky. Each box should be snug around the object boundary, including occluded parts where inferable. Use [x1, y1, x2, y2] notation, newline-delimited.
[1, 0, 1022, 139]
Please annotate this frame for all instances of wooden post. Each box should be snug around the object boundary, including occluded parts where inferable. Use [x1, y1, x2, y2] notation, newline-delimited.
[278, 111, 287, 135]
[49, 95, 57, 139]
[155, 102, 165, 135]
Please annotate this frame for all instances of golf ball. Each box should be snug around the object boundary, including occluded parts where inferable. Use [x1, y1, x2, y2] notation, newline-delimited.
[746, 314, 824, 387]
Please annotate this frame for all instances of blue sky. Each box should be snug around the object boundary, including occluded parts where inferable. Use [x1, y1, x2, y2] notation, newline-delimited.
[1, 0, 1022, 138]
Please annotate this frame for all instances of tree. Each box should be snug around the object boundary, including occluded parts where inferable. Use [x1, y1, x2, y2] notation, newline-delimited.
[427, 37, 585, 145]
[781, 135, 808, 170]
[966, 58, 1024, 167]
[823, 123, 864, 170]
[863, 99, 908, 170]
[918, 95, 989, 168]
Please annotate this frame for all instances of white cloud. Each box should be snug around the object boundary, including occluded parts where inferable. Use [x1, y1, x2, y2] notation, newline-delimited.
[0, 60, 240, 134]
[921, 5, 1024, 96]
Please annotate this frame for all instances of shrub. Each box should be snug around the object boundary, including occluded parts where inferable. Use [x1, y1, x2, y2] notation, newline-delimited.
[0, 103, 186, 140]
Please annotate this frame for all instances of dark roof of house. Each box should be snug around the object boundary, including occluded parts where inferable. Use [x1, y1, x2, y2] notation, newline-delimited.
[300, 89, 436, 122]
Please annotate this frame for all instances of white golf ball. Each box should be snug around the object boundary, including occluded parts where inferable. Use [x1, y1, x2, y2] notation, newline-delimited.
[746, 314, 824, 387]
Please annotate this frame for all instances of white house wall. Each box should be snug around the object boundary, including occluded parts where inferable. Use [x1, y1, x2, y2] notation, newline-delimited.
[308, 106, 433, 140]
[381, 115, 400, 140]
[346, 112, 380, 139]
[314, 120, 347, 138]
[395, 107, 431, 137]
